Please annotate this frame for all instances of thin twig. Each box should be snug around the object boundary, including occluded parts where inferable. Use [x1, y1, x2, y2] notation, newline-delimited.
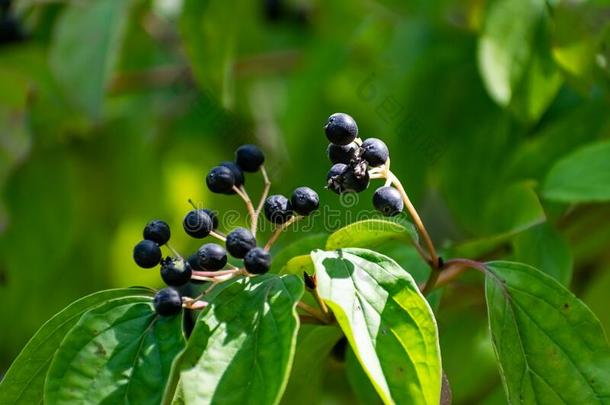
[299, 314, 327, 325]
[297, 301, 327, 323]
[389, 171, 439, 268]
[233, 185, 256, 227]
[165, 242, 182, 259]
[252, 165, 272, 235]
[309, 288, 331, 321]
[209, 230, 227, 242]
[264, 216, 302, 251]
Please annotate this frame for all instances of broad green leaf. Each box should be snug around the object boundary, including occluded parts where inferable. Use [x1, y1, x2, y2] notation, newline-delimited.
[272, 233, 328, 273]
[311, 248, 441, 405]
[180, 0, 246, 107]
[49, 0, 131, 119]
[345, 347, 383, 405]
[281, 325, 344, 405]
[171, 274, 303, 405]
[280, 254, 314, 277]
[505, 100, 608, 182]
[512, 223, 573, 286]
[478, 0, 547, 106]
[44, 296, 185, 404]
[485, 261, 610, 404]
[543, 140, 610, 203]
[326, 218, 417, 251]
[0, 288, 153, 405]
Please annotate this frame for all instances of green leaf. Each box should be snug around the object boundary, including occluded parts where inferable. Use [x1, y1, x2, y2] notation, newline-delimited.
[485, 261, 610, 403]
[0, 288, 153, 405]
[543, 140, 610, 203]
[478, 0, 562, 122]
[345, 346, 383, 405]
[272, 233, 328, 273]
[172, 274, 303, 405]
[512, 223, 573, 286]
[49, 0, 131, 119]
[44, 295, 185, 404]
[280, 254, 315, 277]
[281, 325, 344, 405]
[180, 0, 242, 107]
[325, 218, 417, 251]
[311, 248, 441, 405]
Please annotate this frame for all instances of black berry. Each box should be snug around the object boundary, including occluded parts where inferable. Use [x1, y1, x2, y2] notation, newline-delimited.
[373, 186, 403, 216]
[235, 144, 265, 172]
[244, 247, 271, 274]
[291, 187, 319, 216]
[143, 220, 171, 245]
[226, 227, 257, 258]
[361, 138, 389, 167]
[187, 252, 204, 271]
[201, 208, 219, 230]
[324, 113, 358, 145]
[183, 209, 214, 238]
[206, 165, 235, 194]
[327, 163, 369, 194]
[327, 142, 359, 164]
[220, 161, 245, 187]
[327, 163, 347, 180]
[264, 194, 293, 224]
[153, 287, 182, 316]
[197, 243, 228, 270]
[342, 167, 370, 193]
[133, 240, 162, 268]
[160, 257, 192, 286]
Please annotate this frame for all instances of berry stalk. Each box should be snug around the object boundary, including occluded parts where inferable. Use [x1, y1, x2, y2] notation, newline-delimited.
[264, 215, 302, 251]
[253, 165, 272, 233]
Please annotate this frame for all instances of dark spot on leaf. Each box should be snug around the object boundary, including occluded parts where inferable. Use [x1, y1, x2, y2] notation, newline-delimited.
[563, 303, 569, 309]
[94, 342, 106, 357]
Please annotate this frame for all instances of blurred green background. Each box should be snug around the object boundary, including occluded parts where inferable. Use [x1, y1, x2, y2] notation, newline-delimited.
[1, 0, 610, 403]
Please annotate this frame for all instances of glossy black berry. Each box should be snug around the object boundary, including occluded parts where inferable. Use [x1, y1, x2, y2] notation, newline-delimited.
[153, 287, 182, 316]
[133, 240, 162, 268]
[244, 247, 271, 274]
[226, 227, 257, 258]
[324, 113, 358, 145]
[291, 187, 319, 216]
[220, 161, 245, 187]
[361, 138, 389, 167]
[327, 163, 369, 194]
[342, 167, 370, 193]
[187, 252, 204, 271]
[183, 209, 214, 238]
[197, 243, 228, 270]
[327, 163, 347, 180]
[327, 163, 347, 194]
[373, 186, 403, 216]
[327, 142, 359, 164]
[264, 194, 293, 224]
[143, 220, 170, 245]
[201, 208, 219, 230]
[160, 257, 192, 286]
[206, 165, 235, 194]
[235, 144, 265, 172]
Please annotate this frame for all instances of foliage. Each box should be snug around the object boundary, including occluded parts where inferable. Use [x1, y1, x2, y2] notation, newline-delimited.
[1, 0, 610, 404]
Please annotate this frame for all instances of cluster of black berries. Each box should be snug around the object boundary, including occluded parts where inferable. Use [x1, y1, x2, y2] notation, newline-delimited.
[0, 1, 25, 46]
[133, 144, 320, 317]
[324, 112, 404, 216]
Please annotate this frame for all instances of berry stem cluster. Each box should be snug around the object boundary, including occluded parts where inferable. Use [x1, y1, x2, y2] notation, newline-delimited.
[133, 144, 321, 317]
[324, 113, 443, 295]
